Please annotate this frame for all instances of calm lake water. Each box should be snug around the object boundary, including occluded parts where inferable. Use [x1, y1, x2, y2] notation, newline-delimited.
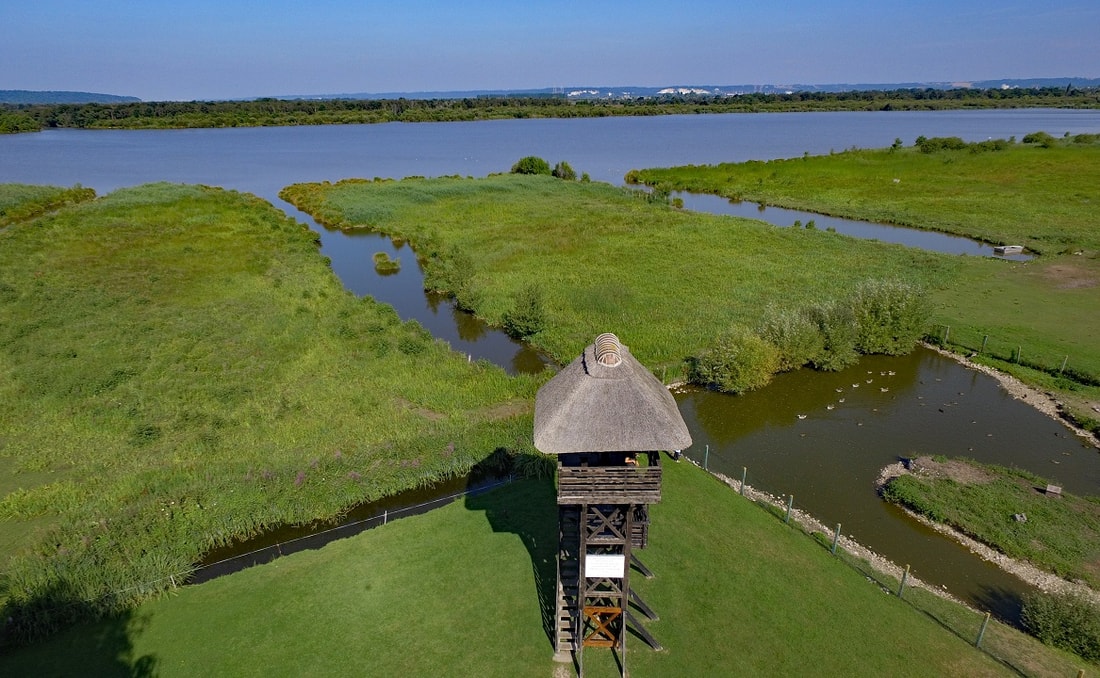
[3, 109, 1099, 619]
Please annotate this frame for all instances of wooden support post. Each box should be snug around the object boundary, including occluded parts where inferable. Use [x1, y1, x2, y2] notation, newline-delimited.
[943, 325, 950, 343]
[626, 609, 663, 651]
[1016, 346, 1021, 363]
[980, 335, 988, 354]
[740, 467, 747, 496]
[1060, 355, 1069, 374]
[703, 444, 709, 470]
[630, 554, 655, 579]
[830, 523, 842, 555]
[784, 494, 794, 524]
[897, 564, 910, 597]
[975, 612, 991, 648]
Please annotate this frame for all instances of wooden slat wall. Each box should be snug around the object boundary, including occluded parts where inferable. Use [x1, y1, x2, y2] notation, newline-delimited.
[557, 467, 662, 504]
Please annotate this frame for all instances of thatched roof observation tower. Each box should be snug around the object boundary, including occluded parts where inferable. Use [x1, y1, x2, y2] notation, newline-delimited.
[535, 333, 692, 664]
[534, 333, 692, 457]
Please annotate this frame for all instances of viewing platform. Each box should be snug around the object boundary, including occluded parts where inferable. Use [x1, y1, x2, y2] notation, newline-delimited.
[557, 462, 662, 505]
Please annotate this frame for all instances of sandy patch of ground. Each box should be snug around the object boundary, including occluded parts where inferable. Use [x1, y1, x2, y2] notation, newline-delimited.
[1041, 262, 1098, 290]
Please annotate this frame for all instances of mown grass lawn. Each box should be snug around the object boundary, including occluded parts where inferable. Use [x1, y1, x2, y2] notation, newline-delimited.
[3, 460, 1070, 677]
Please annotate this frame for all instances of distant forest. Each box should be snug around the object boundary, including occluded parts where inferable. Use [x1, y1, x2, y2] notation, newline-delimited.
[2, 86, 1098, 133]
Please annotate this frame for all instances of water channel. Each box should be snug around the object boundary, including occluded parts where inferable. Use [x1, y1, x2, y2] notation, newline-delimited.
[3, 109, 1099, 621]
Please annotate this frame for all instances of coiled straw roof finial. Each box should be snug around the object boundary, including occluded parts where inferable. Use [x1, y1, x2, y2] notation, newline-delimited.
[594, 332, 622, 367]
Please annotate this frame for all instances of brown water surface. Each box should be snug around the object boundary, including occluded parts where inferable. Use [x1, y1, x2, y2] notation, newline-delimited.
[675, 348, 1099, 621]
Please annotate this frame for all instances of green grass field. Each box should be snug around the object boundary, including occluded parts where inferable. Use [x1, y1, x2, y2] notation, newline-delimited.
[5, 460, 1085, 677]
[0, 183, 541, 639]
[281, 175, 954, 373]
[627, 139, 1100, 428]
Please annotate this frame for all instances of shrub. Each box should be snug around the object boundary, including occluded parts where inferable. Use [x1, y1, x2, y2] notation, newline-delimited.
[917, 136, 968, 153]
[689, 326, 781, 394]
[510, 156, 551, 175]
[1022, 131, 1057, 148]
[808, 301, 859, 371]
[551, 161, 576, 181]
[502, 283, 545, 339]
[850, 279, 929, 355]
[756, 307, 824, 372]
[1021, 591, 1100, 662]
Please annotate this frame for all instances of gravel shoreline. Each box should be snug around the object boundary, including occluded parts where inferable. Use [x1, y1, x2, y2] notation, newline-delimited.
[694, 460, 970, 607]
[923, 342, 1100, 450]
[876, 459, 1100, 606]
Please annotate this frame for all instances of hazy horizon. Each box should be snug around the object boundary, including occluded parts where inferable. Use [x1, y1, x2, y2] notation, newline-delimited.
[4, 1, 1098, 102]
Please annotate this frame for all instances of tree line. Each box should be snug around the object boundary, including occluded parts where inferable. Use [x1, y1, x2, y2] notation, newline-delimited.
[2, 86, 1098, 133]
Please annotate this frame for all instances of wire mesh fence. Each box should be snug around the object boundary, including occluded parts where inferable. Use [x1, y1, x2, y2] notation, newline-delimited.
[700, 460, 1096, 677]
[928, 323, 1100, 386]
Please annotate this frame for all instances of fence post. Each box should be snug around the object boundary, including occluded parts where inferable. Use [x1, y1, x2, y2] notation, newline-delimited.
[703, 444, 709, 470]
[384, 509, 388, 525]
[740, 467, 747, 496]
[830, 523, 842, 555]
[1016, 346, 1021, 363]
[943, 326, 950, 344]
[1060, 355, 1068, 374]
[784, 494, 794, 524]
[980, 335, 988, 354]
[975, 612, 991, 647]
[897, 564, 909, 597]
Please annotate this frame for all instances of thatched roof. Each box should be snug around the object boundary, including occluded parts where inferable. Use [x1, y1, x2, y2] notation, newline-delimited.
[533, 333, 692, 454]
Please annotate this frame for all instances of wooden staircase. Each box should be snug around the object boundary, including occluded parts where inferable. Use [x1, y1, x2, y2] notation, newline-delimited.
[554, 505, 581, 657]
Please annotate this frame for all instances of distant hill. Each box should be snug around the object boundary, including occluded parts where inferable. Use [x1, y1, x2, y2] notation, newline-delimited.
[0, 90, 141, 104]
[274, 77, 1100, 101]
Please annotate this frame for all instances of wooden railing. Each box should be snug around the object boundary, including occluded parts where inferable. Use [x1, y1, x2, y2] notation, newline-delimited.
[557, 466, 662, 505]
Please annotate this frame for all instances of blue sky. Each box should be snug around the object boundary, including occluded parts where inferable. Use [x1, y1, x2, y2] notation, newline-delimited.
[3, 1, 1097, 101]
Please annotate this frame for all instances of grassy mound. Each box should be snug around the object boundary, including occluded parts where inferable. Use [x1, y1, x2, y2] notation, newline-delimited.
[4, 460, 1074, 676]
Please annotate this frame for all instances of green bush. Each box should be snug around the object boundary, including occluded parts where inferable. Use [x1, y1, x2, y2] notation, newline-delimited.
[850, 279, 929, 355]
[808, 301, 859, 371]
[501, 283, 545, 339]
[371, 251, 400, 274]
[689, 326, 780, 394]
[551, 161, 576, 181]
[1021, 591, 1100, 662]
[1022, 131, 1057, 148]
[916, 136, 968, 153]
[510, 156, 551, 175]
[756, 307, 824, 372]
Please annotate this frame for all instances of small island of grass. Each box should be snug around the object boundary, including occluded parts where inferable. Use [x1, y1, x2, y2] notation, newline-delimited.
[372, 250, 400, 274]
[881, 456, 1100, 661]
